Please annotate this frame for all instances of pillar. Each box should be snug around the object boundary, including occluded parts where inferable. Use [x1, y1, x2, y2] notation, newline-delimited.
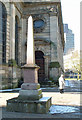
[10, 3, 15, 60]
[50, 14, 58, 62]
[44, 55, 50, 79]
[6, 14, 11, 63]
[18, 24, 22, 65]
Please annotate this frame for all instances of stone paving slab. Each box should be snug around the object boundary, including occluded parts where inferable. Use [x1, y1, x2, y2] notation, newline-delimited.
[0, 92, 81, 107]
[0, 80, 82, 119]
[0, 92, 81, 119]
[1, 106, 81, 119]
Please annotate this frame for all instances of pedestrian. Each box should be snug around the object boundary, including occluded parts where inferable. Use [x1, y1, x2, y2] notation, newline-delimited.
[58, 74, 65, 93]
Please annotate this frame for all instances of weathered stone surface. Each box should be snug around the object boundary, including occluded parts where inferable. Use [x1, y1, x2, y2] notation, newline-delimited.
[21, 83, 40, 90]
[1, 1, 64, 86]
[22, 65, 39, 83]
[19, 88, 42, 100]
[6, 97, 52, 114]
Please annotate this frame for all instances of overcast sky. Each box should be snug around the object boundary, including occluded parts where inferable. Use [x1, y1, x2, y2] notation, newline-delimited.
[61, 0, 81, 50]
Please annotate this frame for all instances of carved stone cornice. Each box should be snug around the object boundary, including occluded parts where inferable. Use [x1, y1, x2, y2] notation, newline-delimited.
[34, 38, 50, 44]
[23, 4, 58, 15]
[25, 39, 50, 46]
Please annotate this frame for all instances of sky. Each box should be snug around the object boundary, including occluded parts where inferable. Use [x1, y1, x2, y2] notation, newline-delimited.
[61, 0, 81, 50]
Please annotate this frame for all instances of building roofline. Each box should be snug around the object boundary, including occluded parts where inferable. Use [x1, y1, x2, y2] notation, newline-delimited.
[0, 0, 60, 2]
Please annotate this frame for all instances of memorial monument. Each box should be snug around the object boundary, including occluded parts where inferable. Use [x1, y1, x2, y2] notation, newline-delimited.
[6, 16, 52, 114]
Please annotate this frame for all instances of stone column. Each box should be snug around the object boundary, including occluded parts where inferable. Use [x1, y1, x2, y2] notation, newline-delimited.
[18, 25, 22, 65]
[6, 14, 11, 63]
[10, 3, 15, 59]
[44, 55, 50, 79]
[4, 3, 11, 63]
[50, 14, 58, 62]
[50, 14, 59, 78]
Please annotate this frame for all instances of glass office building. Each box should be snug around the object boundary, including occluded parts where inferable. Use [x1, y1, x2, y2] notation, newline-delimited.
[64, 24, 74, 55]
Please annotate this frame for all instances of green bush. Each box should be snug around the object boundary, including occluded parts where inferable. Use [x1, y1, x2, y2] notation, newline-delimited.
[49, 62, 60, 68]
[8, 59, 17, 67]
[49, 76, 60, 86]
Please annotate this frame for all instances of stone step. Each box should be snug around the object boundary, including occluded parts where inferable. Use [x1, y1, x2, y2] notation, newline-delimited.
[7, 97, 52, 114]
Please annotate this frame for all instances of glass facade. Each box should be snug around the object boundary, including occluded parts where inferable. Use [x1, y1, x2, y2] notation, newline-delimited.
[64, 24, 74, 54]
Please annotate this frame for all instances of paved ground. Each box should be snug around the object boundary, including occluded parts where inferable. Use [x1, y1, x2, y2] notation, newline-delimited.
[42, 80, 82, 92]
[0, 92, 81, 119]
[0, 80, 82, 120]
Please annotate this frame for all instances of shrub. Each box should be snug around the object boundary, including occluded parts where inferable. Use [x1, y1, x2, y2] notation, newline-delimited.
[8, 59, 17, 67]
[49, 76, 60, 86]
[49, 62, 60, 68]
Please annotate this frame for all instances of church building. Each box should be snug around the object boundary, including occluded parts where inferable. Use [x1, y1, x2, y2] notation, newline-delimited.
[0, 0, 64, 88]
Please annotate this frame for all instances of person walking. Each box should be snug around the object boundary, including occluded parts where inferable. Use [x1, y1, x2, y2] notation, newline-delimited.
[58, 74, 65, 93]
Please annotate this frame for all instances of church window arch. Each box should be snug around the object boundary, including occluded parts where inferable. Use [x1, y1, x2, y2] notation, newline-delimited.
[0, 2, 7, 63]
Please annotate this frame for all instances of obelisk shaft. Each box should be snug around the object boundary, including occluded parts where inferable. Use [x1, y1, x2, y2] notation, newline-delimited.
[27, 16, 35, 65]
[22, 15, 39, 83]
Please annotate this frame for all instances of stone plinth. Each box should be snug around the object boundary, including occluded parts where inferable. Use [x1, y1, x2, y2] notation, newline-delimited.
[18, 65, 42, 100]
[22, 64, 40, 83]
[21, 83, 40, 90]
[19, 83, 42, 100]
[6, 64, 52, 114]
[7, 97, 52, 114]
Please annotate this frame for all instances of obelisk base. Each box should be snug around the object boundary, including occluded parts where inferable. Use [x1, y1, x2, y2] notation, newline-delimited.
[6, 96, 52, 114]
[7, 82, 52, 113]
[6, 65, 52, 113]
[17, 65, 43, 100]
[18, 83, 43, 100]
[21, 64, 40, 83]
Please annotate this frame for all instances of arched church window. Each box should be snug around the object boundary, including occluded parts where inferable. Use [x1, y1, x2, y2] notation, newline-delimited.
[0, 2, 7, 63]
[15, 16, 19, 64]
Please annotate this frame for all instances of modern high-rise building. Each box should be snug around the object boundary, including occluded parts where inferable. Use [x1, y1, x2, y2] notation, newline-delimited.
[64, 24, 74, 55]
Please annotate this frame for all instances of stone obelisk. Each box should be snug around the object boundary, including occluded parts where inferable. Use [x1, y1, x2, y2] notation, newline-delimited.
[19, 16, 42, 100]
[7, 16, 52, 113]
[27, 16, 35, 65]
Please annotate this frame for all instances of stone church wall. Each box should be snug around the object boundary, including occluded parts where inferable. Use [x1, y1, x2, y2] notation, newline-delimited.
[1, 65, 21, 89]
[0, 1, 64, 88]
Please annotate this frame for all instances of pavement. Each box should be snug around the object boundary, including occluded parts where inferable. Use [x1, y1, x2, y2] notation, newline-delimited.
[0, 80, 82, 120]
